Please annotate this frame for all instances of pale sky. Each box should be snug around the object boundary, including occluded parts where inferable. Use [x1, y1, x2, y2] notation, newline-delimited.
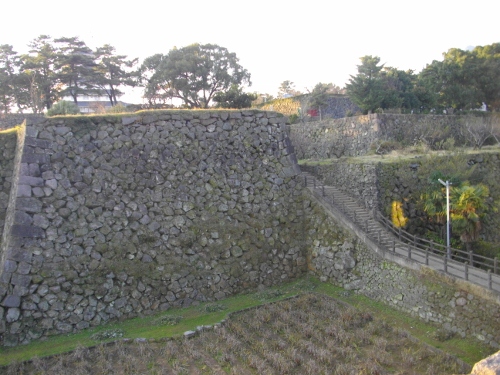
[2, 0, 499, 104]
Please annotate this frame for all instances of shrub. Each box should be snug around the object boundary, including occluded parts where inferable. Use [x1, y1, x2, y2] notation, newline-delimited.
[288, 113, 299, 124]
[46, 101, 80, 116]
[106, 104, 132, 114]
[432, 328, 456, 342]
[391, 201, 408, 228]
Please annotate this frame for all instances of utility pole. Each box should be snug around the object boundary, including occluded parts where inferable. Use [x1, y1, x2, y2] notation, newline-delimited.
[438, 179, 451, 259]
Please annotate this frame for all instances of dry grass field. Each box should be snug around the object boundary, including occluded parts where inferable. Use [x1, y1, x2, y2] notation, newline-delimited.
[5, 293, 471, 375]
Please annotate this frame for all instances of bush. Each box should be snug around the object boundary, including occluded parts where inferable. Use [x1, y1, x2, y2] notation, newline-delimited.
[288, 113, 299, 124]
[46, 101, 80, 116]
[106, 104, 132, 114]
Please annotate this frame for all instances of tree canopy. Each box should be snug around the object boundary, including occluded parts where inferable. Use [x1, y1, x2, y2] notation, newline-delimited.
[55, 36, 96, 104]
[212, 84, 257, 109]
[0, 35, 137, 113]
[346, 56, 421, 114]
[346, 43, 500, 114]
[94, 44, 138, 106]
[3, 37, 499, 114]
[0, 44, 19, 113]
[278, 80, 300, 98]
[139, 43, 251, 108]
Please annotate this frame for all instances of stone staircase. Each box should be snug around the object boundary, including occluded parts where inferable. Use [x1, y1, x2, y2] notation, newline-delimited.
[301, 171, 394, 247]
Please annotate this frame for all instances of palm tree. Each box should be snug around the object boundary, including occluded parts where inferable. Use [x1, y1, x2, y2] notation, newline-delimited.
[421, 189, 447, 225]
[422, 182, 490, 252]
[450, 184, 489, 252]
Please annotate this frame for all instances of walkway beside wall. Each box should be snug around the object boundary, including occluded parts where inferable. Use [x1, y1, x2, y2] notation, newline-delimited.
[301, 171, 500, 297]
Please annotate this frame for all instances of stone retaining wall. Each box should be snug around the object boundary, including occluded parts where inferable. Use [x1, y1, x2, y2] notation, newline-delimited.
[0, 110, 306, 346]
[301, 162, 379, 210]
[290, 114, 466, 159]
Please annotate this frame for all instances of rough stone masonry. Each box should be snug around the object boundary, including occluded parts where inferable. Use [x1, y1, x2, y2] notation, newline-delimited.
[0, 110, 306, 346]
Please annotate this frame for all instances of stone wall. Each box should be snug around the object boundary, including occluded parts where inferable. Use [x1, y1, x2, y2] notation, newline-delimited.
[301, 162, 379, 210]
[314, 96, 361, 119]
[0, 114, 45, 130]
[0, 130, 18, 243]
[0, 110, 306, 346]
[304, 190, 500, 349]
[290, 114, 466, 159]
[1, 110, 500, 350]
[259, 95, 360, 119]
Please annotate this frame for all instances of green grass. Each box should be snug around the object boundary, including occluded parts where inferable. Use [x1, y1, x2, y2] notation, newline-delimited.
[0, 276, 494, 367]
[298, 144, 500, 166]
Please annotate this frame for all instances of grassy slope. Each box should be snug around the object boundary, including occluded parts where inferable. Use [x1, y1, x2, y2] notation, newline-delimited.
[298, 144, 500, 165]
[0, 277, 495, 367]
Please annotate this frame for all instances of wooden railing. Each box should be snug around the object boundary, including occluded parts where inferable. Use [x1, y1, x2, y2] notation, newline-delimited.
[375, 212, 498, 274]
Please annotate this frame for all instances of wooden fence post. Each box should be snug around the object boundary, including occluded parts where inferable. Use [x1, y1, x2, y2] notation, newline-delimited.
[464, 262, 469, 281]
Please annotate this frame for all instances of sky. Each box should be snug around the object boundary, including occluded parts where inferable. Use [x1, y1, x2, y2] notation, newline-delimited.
[2, 0, 499, 104]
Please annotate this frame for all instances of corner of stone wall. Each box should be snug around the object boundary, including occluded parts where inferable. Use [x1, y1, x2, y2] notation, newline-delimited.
[0, 121, 27, 336]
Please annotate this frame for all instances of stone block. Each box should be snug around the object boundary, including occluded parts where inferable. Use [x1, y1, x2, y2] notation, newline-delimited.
[11, 274, 32, 288]
[16, 185, 32, 197]
[471, 350, 500, 375]
[14, 211, 33, 225]
[55, 322, 73, 333]
[3, 260, 17, 273]
[122, 116, 137, 125]
[2, 295, 21, 308]
[18, 176, 44, 187]
[11, 224, 45, 238]
[21, 153, 49, 164]
[24, 137, 51, 148]
[15, 197, 42, 213]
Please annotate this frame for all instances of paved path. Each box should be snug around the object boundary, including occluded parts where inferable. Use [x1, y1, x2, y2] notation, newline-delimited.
[301, 171, 500, 296]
